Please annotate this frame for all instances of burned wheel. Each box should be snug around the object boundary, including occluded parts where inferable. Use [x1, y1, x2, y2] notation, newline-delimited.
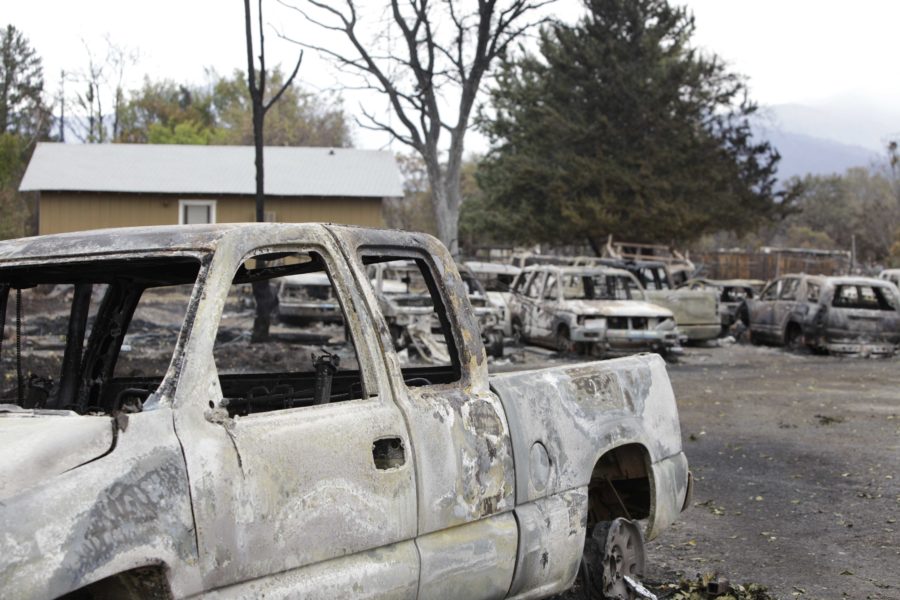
[578, 518, 647, 600]
[511, 318, 524, 344]
[784, 323, 805, 351]
[556, 325, 576, 355]
[485, 330, 505, 358]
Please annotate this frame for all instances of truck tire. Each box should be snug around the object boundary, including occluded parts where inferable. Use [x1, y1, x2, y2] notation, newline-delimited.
[784, 322, 805, 351]
[556, 325, 575, 355]
[578, 518, 647, 600]
[511, 318, 524, 344]
[485, 331, 505, 358]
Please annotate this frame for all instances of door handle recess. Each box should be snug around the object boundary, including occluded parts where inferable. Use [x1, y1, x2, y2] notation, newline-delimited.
[372, 437, 405, 470]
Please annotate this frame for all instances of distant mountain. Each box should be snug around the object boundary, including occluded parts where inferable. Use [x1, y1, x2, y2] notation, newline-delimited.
[764, 129, 879, 181]
[751, 101, 898, 181]
[767, 102, 900, 152]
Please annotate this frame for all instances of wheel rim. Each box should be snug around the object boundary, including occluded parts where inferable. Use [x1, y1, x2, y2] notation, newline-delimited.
[600, 518, 646, 600]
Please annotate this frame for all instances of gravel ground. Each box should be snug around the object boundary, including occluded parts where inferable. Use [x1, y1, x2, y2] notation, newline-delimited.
[641, 342, 900, 600]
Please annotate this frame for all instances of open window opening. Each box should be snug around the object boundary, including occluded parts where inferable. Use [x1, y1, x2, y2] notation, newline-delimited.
[362, 254, 461, 388]
[0, 256, 201, 415]
[213, 250, 368, 417]
[832, 284, 897, 311]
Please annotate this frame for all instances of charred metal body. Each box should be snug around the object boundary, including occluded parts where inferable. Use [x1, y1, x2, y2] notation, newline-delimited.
[508, 264, 684, 357]
[679, 278, 763, 334]
[0, 224, 689, 598]
[743, 274, 900, 356]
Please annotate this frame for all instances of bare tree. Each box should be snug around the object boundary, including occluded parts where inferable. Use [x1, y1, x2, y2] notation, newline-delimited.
[69, 38, 137, 143]
[280, 0, 551, 256]
[243, 0, 303, 342]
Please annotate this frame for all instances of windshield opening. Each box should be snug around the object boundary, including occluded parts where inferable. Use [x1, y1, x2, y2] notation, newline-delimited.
[563, 274, 643, 301]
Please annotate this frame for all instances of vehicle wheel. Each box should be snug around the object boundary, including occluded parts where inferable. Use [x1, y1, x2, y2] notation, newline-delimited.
[784, 323, 804, 351]
[738, 302, 750, 327]
[485, 331, 504, 358]
[556, 325, 576, 355]
[748, 328, 762, 345]
[578, 518, 647, 599]
[511, 318, 524, 345]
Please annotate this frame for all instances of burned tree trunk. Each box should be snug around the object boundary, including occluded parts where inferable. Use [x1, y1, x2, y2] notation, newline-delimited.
[244, 0, 302, 342]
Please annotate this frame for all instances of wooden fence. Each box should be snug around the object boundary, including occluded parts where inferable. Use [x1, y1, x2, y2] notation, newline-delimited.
[692, 249, 851, 281]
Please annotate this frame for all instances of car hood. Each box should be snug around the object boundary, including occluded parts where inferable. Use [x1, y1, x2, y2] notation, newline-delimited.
[0, 405, 114, 501]
[562, 300, 673, 318]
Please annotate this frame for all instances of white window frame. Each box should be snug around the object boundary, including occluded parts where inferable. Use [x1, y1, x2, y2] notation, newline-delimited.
[178, 199, 217, 225]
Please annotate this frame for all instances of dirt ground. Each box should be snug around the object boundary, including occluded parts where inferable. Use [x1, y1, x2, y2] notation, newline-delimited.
[533, 341, 899, 600]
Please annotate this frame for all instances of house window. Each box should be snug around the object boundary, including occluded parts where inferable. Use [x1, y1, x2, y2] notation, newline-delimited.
[179, 200, 217, 225]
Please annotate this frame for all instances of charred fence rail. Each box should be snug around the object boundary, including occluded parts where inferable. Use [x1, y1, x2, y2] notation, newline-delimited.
[694, 248, 852, 281]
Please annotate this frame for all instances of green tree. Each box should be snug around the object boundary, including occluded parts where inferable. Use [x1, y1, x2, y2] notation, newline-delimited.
[116, 79, 216, 143]
[0, 25, 51, 239]
[212, 69, 349, 148]
[0, 133, 32, 238]
[1, 25, 46, 137]
[776, 168, 900, 262]
[475, 0, 788, 252]
[115, 70, 350, 148]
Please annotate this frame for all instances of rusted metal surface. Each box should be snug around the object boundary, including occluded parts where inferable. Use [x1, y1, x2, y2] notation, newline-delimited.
[0, 223, 689, 598]
[745, 274, 900, 356]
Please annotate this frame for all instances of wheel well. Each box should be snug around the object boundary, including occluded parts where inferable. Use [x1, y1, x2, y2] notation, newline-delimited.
[59, 565, 173, 600]
[784, 320, 802, 342]
[586, 444, 652, 527]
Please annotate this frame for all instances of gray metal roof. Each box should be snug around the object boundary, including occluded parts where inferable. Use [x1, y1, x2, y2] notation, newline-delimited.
[19, 142, 403, 198]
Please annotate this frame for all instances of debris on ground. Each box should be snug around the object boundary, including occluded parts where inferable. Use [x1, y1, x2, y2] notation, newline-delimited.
[651, 573, 776, 600]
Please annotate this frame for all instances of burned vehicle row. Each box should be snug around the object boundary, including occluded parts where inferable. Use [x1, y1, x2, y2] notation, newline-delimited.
[679, 278, 763, 334]
[741, 274, 900, 356]
[576, 256, 721, 342]
[0, 224, 690, 599]
[369, 260, 505, 358]
[508, 265, 684, 357]
[464, 260, 522, 338]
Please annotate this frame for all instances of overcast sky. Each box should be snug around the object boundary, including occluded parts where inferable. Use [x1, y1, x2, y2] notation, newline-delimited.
[6, 0, 900, 151]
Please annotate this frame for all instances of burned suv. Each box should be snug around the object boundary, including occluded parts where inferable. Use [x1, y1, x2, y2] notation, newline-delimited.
[742, 274, 900, 356]
[509, 265, 683, 356]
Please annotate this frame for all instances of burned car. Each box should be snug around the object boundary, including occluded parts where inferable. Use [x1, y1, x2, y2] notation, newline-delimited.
[741, 274, 900, 356]
[879, 268, 900, 289]
[591, 258, 721, 342]
[277, 272, 343, 325]
[0, 224, 690, 599]
[508, 265, 683, 357]
[464, 261, 521, 338]
[457, 264, 506, 358]
[679, 278, 763, 334]
[370, 260, 504, 359]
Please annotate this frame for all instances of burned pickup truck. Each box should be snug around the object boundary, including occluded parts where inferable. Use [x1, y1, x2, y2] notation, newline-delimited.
[741, 274, 900, 356]
[0, 224, 690, 599]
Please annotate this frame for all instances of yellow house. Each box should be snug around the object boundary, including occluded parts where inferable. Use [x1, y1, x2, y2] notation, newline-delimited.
[19, 143, 402, 235]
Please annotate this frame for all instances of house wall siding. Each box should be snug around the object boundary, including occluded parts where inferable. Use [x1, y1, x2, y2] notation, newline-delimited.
[38, 192, 385, 234]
